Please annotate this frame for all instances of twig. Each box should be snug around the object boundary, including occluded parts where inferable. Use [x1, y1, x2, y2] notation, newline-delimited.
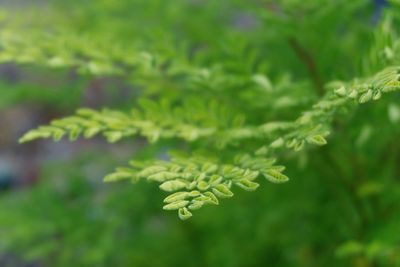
[288, 37, 325, 96]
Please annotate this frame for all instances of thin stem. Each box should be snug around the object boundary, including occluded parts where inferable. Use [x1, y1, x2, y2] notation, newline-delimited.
[288, 37, 325, 96]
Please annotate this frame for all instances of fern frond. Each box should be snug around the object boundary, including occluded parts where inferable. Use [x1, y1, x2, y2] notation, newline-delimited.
[18, 106, 217, 144]
[104, 153, 287, 219]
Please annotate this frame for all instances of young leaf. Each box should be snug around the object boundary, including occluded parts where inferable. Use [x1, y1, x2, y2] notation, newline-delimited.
[263, 170, 289, 184]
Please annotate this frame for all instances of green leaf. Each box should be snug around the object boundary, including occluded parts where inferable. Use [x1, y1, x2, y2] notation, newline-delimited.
[159, 180, 188, 192]
[263, 170, 289, 184]
[147, 171, 180, 182]
[19, 129, 51, 143]
[235, 179, 260, 191]
[195, 192, 219, 205]
[188, 200, 204, 210]
[104, 171, 133, 182]
[197, 180, 210, 191]
[164, 192, 189, 203]
[306, 135, 327, 146]
[359, 89, 373, 103]
[334, 86, 347, 96]
[137, 166, 168, 178]
[212, 184, 234, 198]
[163, 200, 189, 210]
[178, 207, 193, 220]
[104, 131, 124, 143]
[270, 137, 285, 148]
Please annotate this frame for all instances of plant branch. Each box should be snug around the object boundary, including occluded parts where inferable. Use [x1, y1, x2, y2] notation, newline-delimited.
[288, 37, 325, 96]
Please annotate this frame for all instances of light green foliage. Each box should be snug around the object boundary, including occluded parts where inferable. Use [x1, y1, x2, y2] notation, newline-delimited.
[103, 154, 287, 217]
[16, 65, 400, 218]
[1, 0, 400, 265]
[3, 0, 399, 220]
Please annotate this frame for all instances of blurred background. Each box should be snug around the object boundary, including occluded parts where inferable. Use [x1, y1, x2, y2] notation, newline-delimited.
[0, 0, 400, 267]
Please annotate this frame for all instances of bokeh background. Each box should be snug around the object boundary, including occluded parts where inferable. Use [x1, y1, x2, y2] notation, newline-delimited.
[0, 0, 400, 266]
